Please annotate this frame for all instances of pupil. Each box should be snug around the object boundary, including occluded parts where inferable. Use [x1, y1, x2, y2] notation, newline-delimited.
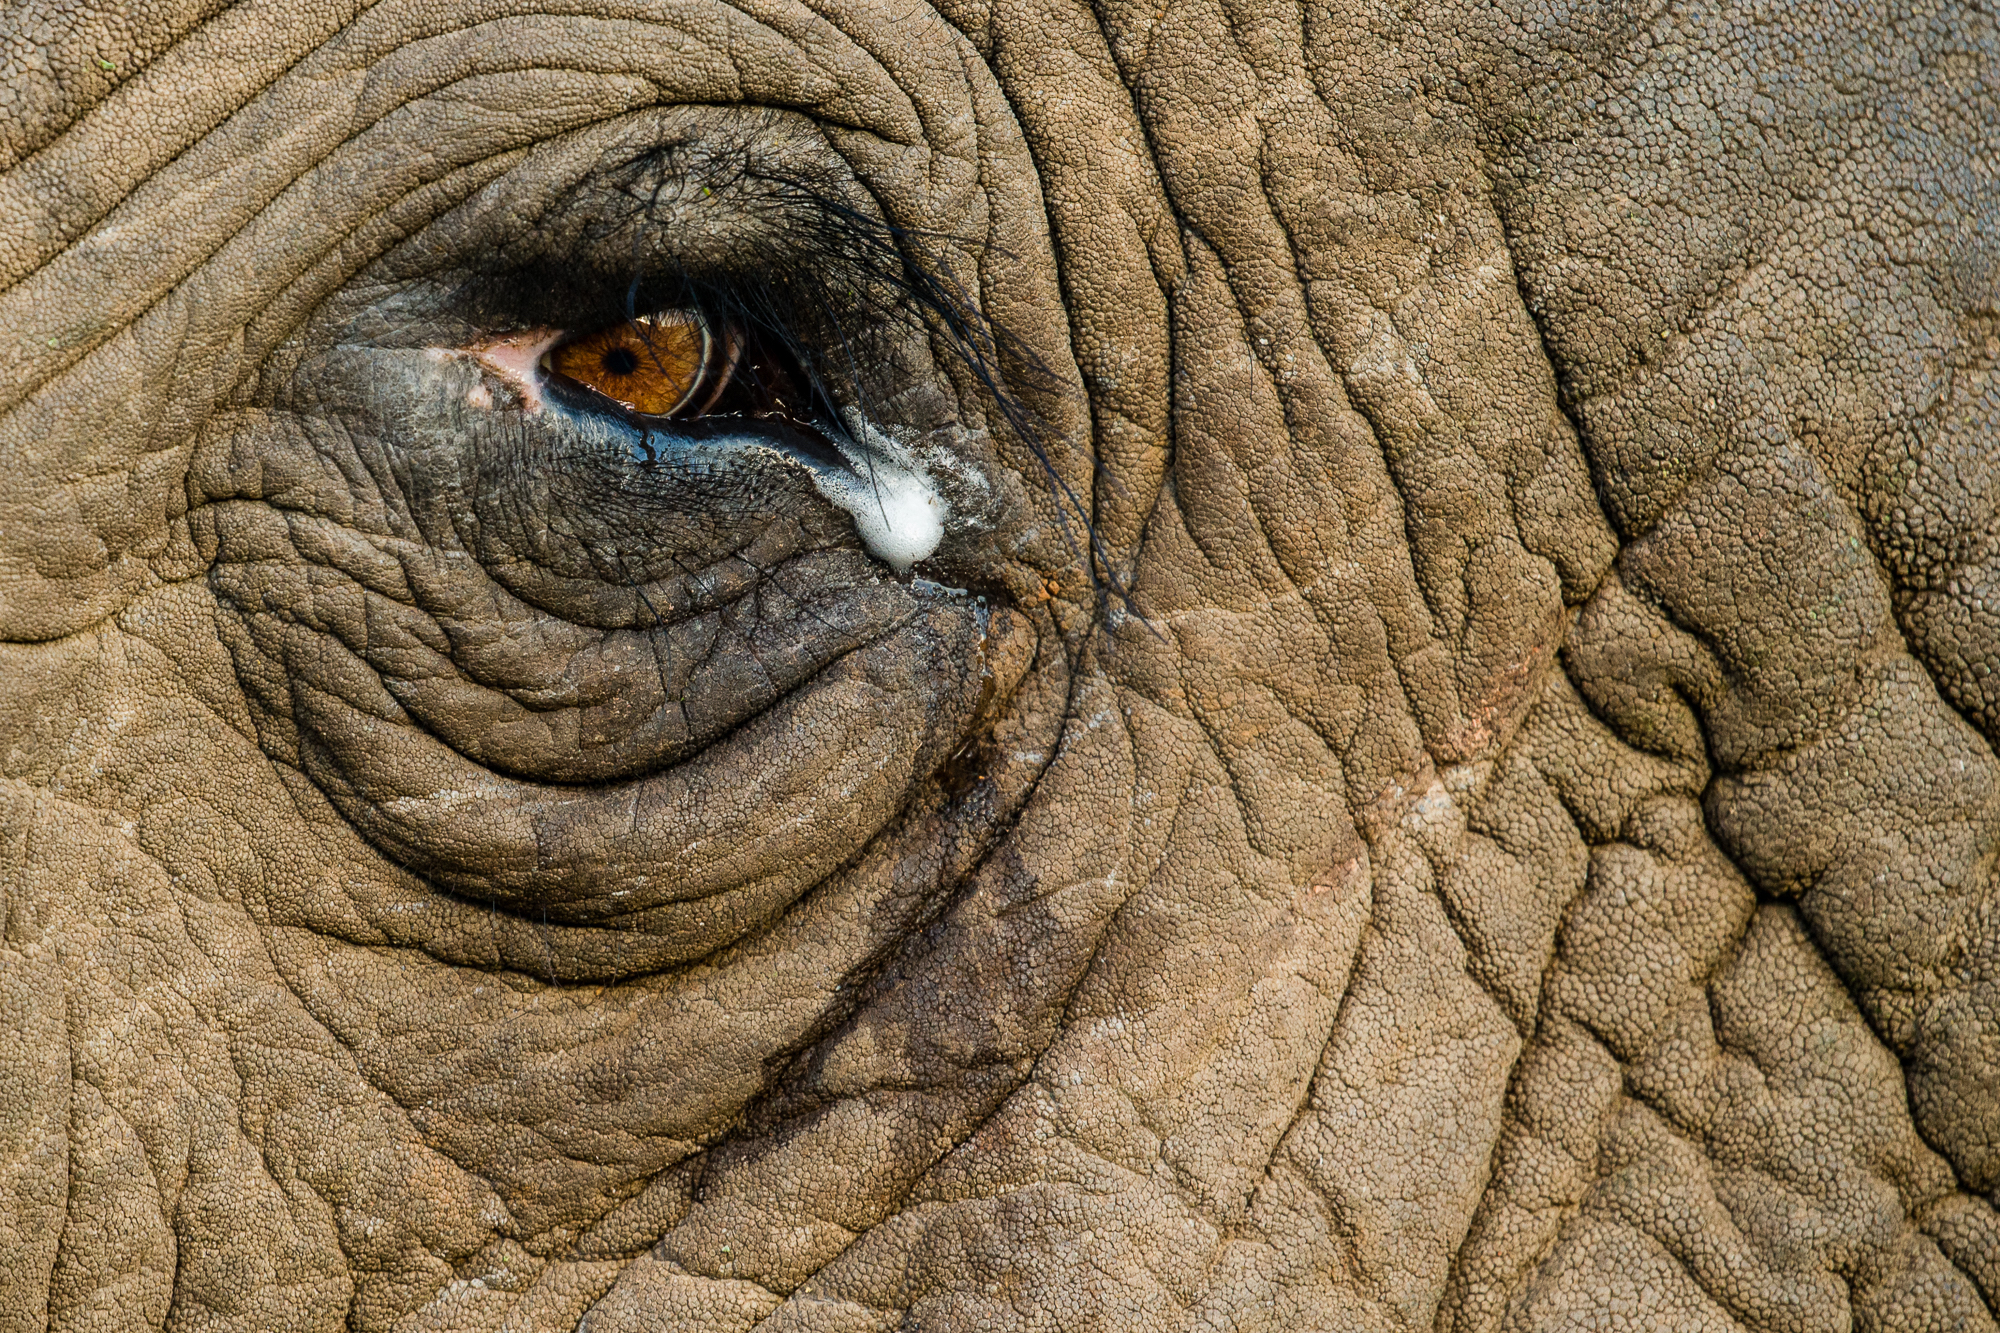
[601, 347, 640, 375]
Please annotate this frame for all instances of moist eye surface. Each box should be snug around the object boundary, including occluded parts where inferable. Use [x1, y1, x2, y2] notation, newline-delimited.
[544, 311, 718, 416]
[535, 306, 828, 433]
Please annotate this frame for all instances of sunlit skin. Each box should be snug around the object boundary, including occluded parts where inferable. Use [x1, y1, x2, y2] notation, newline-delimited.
[1, 1, 1994, 1329]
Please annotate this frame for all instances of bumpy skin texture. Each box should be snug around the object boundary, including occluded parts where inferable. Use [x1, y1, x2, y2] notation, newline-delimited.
[1, 0, 1996, 1327]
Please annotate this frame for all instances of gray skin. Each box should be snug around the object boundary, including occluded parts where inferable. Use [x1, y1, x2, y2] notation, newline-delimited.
[1, 0, 1997, 1328]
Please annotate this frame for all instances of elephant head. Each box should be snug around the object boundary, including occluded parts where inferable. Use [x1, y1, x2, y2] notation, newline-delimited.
[2, 0, 1996, 1328]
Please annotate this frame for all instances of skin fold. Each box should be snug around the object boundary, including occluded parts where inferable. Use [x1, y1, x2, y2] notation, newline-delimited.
[1, 0, 1995, 1328]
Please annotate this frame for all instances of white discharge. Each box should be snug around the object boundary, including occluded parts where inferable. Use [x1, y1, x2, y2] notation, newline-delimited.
[809, 431, 946, 575]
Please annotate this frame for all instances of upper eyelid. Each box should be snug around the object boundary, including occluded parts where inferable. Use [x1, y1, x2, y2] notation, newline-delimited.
[435, 149, 893, 324]
[441, 141, 970, 349]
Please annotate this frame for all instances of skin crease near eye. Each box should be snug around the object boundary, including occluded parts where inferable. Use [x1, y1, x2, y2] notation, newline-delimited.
[3, 2, 1999, 1332]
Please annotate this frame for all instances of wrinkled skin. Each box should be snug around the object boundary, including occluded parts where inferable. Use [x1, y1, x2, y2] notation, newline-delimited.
[2, 0, 1997, 1327]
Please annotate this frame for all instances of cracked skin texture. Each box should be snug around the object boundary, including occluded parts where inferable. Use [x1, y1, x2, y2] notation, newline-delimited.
[0, 0, 1996, 1326]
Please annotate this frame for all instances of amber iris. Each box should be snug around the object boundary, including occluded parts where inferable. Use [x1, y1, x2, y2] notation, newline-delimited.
[547, 314, 710, 416]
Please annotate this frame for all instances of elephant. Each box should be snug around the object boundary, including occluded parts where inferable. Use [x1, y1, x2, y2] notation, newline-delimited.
[2, 0, 1997, 1325]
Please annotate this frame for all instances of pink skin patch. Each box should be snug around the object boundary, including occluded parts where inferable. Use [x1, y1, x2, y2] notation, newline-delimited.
[430, 329, 565, 411]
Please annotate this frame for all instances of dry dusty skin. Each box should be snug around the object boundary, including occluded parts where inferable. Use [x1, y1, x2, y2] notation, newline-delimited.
[1, 0, 1997, 1328]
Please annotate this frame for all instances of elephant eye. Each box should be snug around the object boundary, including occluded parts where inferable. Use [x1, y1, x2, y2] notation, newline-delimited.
[539, 308, 815, 426]
[544, 311, 720, 416]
